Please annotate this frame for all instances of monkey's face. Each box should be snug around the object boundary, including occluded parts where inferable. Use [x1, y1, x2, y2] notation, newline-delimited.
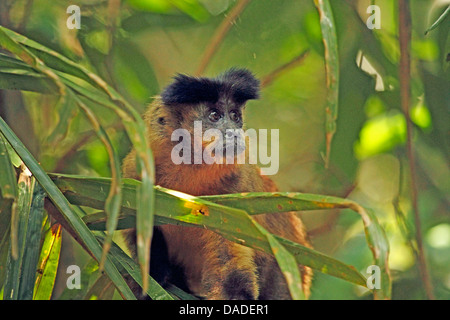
[187, 101, 246, 163]
[159, 68, 260, 165]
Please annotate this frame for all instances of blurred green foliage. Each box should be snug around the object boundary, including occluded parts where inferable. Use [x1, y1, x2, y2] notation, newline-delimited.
[0, 0, 449, 299]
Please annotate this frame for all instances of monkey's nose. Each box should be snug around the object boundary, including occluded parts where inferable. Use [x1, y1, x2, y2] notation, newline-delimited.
[225, 131, 234, 139]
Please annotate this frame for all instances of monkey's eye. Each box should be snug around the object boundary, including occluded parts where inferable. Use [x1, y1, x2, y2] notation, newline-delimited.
[208, 110, 221, 122]
[229, 110, 240, 122]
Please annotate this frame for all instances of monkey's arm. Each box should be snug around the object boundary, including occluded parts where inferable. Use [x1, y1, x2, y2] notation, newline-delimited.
[199, 232, 260, 300]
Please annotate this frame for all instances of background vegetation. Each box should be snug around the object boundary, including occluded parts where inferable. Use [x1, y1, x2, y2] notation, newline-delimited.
[0, 0, 449, 300]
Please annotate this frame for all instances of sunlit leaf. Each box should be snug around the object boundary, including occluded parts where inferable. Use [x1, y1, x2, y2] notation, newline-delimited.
[33, 224, 62, 300]
[51, 174, 372, 293]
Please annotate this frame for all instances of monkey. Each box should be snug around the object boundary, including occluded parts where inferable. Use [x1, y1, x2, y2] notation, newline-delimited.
[122, 68, 312, 300]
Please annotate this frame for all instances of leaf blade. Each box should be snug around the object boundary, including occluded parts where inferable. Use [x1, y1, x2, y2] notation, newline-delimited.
[0, 116, 136, 300]
[3, 169, 34, 300]
[33, 224, 62, 300]
[314, 0, 340, 168]
[0, 133, 17, 200]
[51, 174, 369, 290]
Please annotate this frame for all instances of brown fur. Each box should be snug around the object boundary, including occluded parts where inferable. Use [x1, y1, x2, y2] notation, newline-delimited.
[122, 98, 312, 299]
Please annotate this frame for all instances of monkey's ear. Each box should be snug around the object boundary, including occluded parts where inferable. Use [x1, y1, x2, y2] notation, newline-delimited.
[161, 74, 220, 105]
[220, 68, 260, 104]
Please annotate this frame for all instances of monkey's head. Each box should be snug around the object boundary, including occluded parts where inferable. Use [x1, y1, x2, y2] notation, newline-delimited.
[148, 68, 260, 166]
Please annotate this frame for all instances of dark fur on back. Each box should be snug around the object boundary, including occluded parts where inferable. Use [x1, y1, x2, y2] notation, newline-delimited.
[161, 68, 260, 106]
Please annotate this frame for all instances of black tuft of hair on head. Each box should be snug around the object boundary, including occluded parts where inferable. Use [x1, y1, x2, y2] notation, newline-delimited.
[161, 74, 220, 105]
[161, 68, 260, 106]
[219, 68, 260, 104]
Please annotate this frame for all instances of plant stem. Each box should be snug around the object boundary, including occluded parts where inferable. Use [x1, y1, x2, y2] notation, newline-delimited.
[398, 0, 435, 300]
[195, 0, 252, 75]
[261, 50, 310, 88]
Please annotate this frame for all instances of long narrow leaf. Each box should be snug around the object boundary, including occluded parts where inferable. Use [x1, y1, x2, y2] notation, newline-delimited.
[314, 0, 339, 168]
[0, 116, 136, 300]
[46, 94, 79, 146]
[203, 192, 391, 299]
[57, 259, 99, 300]
[58, 176, 305, 299]
[0, 133, 17, 200]
[0, 197, 12, 289]
[84, 274, 115, 300]
[0, 71, 56, 93]
[72, 93, 123, 271]
[425, 5, 450, 35]
[0, 26, 156, 290]
[3, 168, 34, 299]
[18, 182, 46, 299]
[51, 174, 369, 290]
[0, 29, 125, 275]
[33, 224, 62, 300]
[98, 235, 174, 300]
[0, 27, 65, 96]
[0, 27, 135, 296]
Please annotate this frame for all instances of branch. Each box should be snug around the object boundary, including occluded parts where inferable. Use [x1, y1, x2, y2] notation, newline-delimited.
[261, 50, 310, 88]
[195, 0, 252, 76]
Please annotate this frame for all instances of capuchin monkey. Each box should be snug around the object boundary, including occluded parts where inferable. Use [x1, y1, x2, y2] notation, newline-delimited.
[122, 68, 312, 300]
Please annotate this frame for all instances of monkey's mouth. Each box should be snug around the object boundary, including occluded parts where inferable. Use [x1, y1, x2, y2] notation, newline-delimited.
[198, 135, 246, 164]
[206, 141, 245, 160]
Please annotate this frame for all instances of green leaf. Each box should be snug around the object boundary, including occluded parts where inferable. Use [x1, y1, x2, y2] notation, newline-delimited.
[0, 24, 152, 297]
[0, 27, 97, 91]
[100, 235, 174, 300]
[254, 223, 304, 299]
[113, 40, 160, 105]
[0, 71, 57, 93]
[0, 29, 125, 273]
[0, 116, 136, 300]
[50, 174, 370, 293]
[314, 0, 339, 168]
[68, 176, 305, 299]
[46, 94, 79, 146]
[57, 259, 100, 300]
[0, 133, 17, 200]
[18, 182, 46, 299]
[203, 192, 391, 299]
[0, 27, 156, 291]
[71, 93, 123, 271]
[0, 196, 13, 289]
[0, 27, 65, 96]
[84, 274, 115, 300]
[33, 224, 62, 300]
[171, 0, 210, 22]
[3, 170, 34, 300]
[425, 5, 450, 35]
